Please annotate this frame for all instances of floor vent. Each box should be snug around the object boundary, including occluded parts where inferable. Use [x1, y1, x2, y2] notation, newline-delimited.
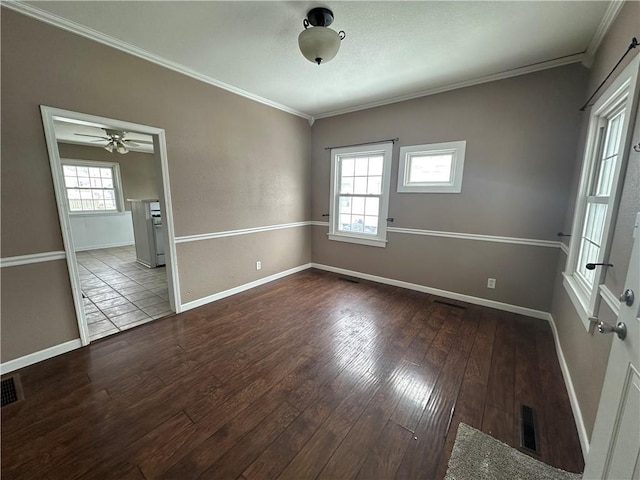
[520, 405, 540, 455]
[433, 300, 466, 310]
[1, 376, 23, 407]
[338, 277, 360, 283]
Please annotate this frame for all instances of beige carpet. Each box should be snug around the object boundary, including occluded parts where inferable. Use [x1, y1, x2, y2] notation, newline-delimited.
[445, 423, 582, 480]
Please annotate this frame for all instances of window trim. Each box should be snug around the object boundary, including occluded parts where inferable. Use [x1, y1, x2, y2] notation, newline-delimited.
[328, 142, 393, 248]
[61, 158, 125, 214]
[397, 140, 466, 193]
[564, 55, 640, 330]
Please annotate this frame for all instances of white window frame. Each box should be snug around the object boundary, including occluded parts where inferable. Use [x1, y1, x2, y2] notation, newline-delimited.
[397, 140, 466, 193]
[563, 55, 640, 330]
[61, 159, 125, 215]
[328, 142, 393, 248]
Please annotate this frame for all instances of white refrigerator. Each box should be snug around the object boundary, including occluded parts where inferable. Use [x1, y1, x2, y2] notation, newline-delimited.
[130, 199, 165, 268]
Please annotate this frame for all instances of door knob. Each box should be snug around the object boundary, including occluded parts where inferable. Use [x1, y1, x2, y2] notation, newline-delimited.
[619, 289, 634, 306]
[597, 321, 627, 340]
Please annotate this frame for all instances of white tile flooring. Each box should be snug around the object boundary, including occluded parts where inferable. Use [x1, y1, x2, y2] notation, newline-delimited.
[77, 246, 172, 342]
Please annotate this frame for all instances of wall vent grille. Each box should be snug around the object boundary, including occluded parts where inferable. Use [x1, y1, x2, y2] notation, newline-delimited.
[1, 376, 23, 407]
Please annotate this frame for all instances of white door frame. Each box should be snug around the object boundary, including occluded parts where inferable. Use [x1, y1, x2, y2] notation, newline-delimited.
[40, 106, 182, 346]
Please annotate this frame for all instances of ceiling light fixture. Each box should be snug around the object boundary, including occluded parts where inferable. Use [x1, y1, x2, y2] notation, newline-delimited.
[298, 7, 345, 65]
[104, 139, 128, 154]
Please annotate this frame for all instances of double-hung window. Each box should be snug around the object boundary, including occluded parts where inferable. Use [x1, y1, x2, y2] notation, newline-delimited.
[62, 160, 124, 213]
[564, 56, 639, 328]
[329, 142, 393, 248]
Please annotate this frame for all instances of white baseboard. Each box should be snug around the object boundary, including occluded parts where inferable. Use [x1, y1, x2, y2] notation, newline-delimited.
[180, 263, 313, 312]
[74, 241, 135, 252]
[547, 314, 590, 459]
[0, 339, 82, 375]
[311, 263, 551, 320]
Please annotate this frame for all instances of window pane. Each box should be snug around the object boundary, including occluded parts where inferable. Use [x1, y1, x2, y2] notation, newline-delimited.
[92, 190, 104, 200]
[367, 176, 382, 195]
[354, 177, 367, 194]
[339, 196, 351, 214]
[64, 176, 78, 188]
[340, 178, 354, 194]
[583, 203, 607, 246]
[77, 167, 89, 177]
[341, 158, 355, 177]
[88, 167, 101, 178]
[78, 177, 91, 188]
[369, 156, 383, 176]
[63, 165, 77, 176]
[67, 188, 81, 199]
[104, 200, 116, 210]
[69, 199, 82, 211]
[100, 168, 112, 178]
[90, 177, 103, 188]
[354, 157, 369, 176]
[339, 214, 351, 231]
[352, 197, 365, 215]
[351, 216, 364, 232]
[603, 112, 623, 159]
[102, 178, 114, 188]
[104, 190, 115, 201]
[80, 190, 92, 200]
[81, 199, 93, 210]
[409, 154, 453, 183]
[365, 197, 379, 216]
[364, 216, 378, 235]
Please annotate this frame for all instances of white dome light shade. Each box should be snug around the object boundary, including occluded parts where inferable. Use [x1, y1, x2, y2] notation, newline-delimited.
[298, 26, 342, 65]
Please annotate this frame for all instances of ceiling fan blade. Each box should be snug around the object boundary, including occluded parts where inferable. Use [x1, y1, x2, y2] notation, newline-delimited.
[123, 139, 153, 145]
[91, 139, 108, 143]
[75, 133, 110, 140]
[124, 141, 141, 147]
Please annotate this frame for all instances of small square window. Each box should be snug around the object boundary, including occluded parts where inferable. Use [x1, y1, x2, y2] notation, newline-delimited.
[397, 141, 466, 193]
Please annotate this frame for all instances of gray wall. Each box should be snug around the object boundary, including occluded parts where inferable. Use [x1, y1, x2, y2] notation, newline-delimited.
[551, 0, 640, 441]
[310, 63, 587, 312]
[57, 143, 161, 211]
[1, 9, 311, 362]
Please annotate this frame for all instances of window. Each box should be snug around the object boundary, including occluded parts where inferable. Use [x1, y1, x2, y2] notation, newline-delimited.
[564, 56, 639, 328]
[329, 142, 393, 247]
[62, 160, 123, 213]
[397, 141, 466, 193]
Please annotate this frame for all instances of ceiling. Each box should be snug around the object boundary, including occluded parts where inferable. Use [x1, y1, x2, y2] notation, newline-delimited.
[15, 1, 615, 119]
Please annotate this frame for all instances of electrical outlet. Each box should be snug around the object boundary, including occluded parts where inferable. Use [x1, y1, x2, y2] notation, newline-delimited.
[256, 261, 262, 270]
[487, 278, 496, 289]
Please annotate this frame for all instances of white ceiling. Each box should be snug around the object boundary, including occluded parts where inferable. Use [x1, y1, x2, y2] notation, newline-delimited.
[19, 1, 613, 118]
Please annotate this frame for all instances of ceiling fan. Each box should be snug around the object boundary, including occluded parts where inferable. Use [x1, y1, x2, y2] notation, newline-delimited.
[74, 128, 153, 154]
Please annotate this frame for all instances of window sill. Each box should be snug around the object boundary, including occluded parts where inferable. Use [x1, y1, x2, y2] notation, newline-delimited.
[562, 273, 595, 331]
[328, 233, 387, 248]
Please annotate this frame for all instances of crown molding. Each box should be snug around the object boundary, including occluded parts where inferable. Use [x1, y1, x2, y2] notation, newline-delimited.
[1, 1, 312, 121]
[313, 53, 585, 119]
[582, 0, 626, 68]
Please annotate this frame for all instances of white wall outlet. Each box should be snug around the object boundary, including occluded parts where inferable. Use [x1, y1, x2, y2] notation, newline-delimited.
[487, 278, 496, 289]
[256, 261, 262, 270]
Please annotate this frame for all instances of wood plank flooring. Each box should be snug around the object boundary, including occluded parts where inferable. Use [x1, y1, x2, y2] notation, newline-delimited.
[1, 269, 584, 479]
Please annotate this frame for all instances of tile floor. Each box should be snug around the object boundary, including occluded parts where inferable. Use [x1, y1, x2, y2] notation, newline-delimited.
[77, 245, 172, 341]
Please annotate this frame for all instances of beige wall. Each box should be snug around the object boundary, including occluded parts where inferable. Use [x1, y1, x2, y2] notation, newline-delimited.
[551, 0, 640, 442]
[57, 143, 161, 211]
[310, 63, 587, 311]
[1, 261, 79, 361]
[1, 9, 311, 362]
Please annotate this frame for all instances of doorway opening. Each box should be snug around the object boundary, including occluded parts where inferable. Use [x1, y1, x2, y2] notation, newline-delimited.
[41, 106, 181, 345]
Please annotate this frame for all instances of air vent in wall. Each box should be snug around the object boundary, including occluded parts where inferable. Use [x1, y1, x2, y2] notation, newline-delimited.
[520, 404, 540, 455]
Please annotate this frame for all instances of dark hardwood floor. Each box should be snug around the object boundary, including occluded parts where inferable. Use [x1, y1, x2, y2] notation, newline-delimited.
[1, 269, 584, 479]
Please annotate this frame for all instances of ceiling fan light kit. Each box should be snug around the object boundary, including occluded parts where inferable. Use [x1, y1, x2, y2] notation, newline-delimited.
[74, 128, 152, 154]
[298, 7, 345, 65]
